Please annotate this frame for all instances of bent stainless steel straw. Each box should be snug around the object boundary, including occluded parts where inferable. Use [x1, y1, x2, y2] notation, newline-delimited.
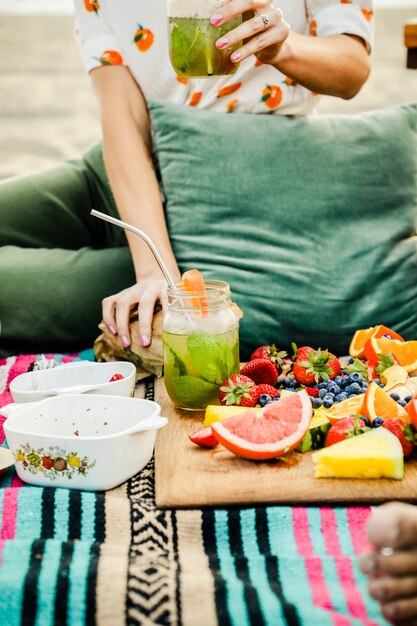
[90, 210, 177, 290]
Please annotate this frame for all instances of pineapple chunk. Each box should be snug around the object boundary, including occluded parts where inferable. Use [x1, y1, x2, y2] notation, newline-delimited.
[204, 405, 263, 426]
[312, 428, 404, 480]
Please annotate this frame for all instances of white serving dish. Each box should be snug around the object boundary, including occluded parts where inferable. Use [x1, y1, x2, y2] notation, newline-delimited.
[1, 394, 167, 491]
[10, 360, 136, 403]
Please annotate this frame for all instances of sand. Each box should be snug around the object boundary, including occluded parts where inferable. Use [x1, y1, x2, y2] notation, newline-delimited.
[0, 9, 415, 180]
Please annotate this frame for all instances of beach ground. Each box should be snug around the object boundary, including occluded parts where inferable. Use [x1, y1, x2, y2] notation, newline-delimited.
[0, 9, 416, 179]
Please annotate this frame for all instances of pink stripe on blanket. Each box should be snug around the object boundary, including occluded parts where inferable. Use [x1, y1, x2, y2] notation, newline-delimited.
[346, 507, 373, 554]
[292, 507, 351, 626]
[320, 508, 380, 626]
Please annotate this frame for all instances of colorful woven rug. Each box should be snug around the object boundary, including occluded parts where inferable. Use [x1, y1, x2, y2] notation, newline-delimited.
[0, 354, 389, 626]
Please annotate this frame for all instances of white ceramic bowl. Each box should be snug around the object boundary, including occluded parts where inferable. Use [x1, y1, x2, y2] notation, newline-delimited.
[1, 394, 167, 491]
[10, 360, 136, 403]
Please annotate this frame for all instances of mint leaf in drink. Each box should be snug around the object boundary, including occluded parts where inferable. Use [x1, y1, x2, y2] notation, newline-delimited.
[164, 343, 188, 377]
[170, 22, 203, 75]
[187, 334, 236, 385]
[173, 376, 218, 408]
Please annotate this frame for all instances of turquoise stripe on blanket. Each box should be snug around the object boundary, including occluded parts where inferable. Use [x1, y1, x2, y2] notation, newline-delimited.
[0, 540, 32, 626]
[214, 509, 250, 626]
[35, 540, 63, 626]
[16, 488, 43, 539]
[68, 540, 92, 626]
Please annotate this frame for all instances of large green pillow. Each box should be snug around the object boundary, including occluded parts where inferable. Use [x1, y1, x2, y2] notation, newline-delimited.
[149, 101, 417, 359]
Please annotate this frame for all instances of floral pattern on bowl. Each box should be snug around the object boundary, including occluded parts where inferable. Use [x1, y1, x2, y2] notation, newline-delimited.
[14, 443, 96, 481]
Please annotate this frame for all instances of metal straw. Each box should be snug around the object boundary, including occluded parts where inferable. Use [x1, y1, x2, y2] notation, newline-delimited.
[90, 210, 177, 290]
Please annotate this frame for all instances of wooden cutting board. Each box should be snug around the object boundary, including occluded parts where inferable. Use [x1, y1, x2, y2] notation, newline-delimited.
[154, 378, 417, 509]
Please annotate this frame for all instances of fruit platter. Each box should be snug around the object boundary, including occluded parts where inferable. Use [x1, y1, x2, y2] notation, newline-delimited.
[155, 320, 417, 508]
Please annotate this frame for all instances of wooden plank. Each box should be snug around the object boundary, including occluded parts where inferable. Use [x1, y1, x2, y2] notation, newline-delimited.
[155, 378, 417, 509]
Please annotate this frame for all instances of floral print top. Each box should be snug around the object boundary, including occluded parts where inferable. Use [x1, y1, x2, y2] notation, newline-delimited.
[74, 0, 374, 116]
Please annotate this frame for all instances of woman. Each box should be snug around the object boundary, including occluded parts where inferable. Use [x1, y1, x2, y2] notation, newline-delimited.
[0, 0, 373, 357]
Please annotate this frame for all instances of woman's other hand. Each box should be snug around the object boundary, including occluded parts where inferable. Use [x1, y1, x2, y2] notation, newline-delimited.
[211, 1, 290, 66]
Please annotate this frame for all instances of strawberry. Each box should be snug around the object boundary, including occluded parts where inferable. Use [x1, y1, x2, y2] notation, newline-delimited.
[256, 384, 279, 400]
[292, 343, 314, 363]
[293, 348, 341, 385]
[241, 359, 279, 386]
[109, 373, 124, 382]
[250, 344, 288, 373]
[304, 387, 319, 397]
[326, 415, 369, 447]
[382, 418, 415, 458]
[219, 374, 259, 407]
[189, 426, 218, 449]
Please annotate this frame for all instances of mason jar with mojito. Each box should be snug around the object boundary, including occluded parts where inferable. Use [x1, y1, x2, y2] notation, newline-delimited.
[168, 0, 242, 78]
[163, 279, 240, 410]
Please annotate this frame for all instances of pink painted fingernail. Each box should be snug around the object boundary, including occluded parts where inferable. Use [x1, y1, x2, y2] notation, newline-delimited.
[108, 325, 116, 336]
[231, 51, 241, 62]
[210, 14, 223, 25]
[141, 334, 150, 347]
[121, 335, 130, 348]
[216, 37, 229, 48]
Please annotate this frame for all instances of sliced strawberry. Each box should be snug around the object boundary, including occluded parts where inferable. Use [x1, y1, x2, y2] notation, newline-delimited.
[109, 373, 124, 382]
[304, 387, 320, 397]
[189, 426, 218, 449]
[240, 359, 278, 386]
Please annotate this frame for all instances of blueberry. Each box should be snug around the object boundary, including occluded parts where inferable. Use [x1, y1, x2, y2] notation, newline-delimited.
[398, 400, 407, 407]
[373, 417, 385, 427]
[348, 393, 359, 399]
[404, 395, 414, 404]
[361, 382, 368, 391]
[334, 376, 343, 386]
[335, 393, 348, 402]
[323, 397, 334, 408]
[339, 378, 349, 389]
[349, 382, 361, 394]
[375, 380, 385, 388]
[348, 358, 354, 364]
[349, 372, 362, 383]
[311, 397, 323, 409]
[318, 382, 327, 389]
[259, 394, 272, 407]
[345, 385, 352, 395]
[389, 392, 400, 402]
[289, 380, 298, 388]
[327, 383, 339, 395]
[360, 416, 371, 427]
[281, 378, 291, 387]
[319, 388, 328, 399]
[383, 334, 392, 339]
[272, 396, 281, 402]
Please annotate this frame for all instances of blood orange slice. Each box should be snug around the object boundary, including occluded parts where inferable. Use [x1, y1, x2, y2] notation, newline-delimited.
[181, 269, 208, 314]
[211, 390, 312, 460]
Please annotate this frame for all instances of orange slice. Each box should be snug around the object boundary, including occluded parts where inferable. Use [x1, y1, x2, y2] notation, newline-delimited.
[181, 269, 208, 314]
[326, 395, 364, 425]
[349, 325, 404, 359]
[361, 381, 408, 423]
[406, 398, 417, 429]
[363, 338, 417, 372]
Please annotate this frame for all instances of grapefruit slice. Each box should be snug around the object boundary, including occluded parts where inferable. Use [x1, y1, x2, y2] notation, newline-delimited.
[181, 269, 208, 314]
[350, 325, 404, 359]
[362, 381, 409, 423]
[326, 395, 364, 425]
[210, 390, 312, 461]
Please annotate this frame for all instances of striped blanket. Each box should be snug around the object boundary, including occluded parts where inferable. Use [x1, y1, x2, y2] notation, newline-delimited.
[0, 354, 388, 626]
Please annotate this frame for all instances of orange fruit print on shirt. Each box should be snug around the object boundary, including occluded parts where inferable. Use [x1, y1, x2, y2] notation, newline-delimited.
[98, 50, 123, 65]
[134, 24, 154, 52]
[188, 91, 203, 107]
[84, 0, 100, 12]
[261, 85, 282, 109]
[216, 83, 242, 98]
[361, 9, 374, 21]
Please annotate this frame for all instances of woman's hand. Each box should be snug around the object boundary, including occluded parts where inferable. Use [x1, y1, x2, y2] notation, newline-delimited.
[102, 272, 176, 349]
[211, 1, 290, 66]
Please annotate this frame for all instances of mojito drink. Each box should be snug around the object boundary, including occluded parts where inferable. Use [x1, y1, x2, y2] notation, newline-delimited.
[163, 327, 240, 410]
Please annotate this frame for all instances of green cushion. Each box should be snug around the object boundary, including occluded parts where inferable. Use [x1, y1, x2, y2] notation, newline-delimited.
[149, 101, 417, 359]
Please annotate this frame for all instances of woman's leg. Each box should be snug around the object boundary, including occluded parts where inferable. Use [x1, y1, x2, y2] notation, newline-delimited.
[0, 146, 135, 356]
